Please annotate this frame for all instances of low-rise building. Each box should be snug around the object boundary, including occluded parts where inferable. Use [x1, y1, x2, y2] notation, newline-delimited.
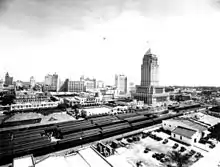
[14, 91, 49, 104]
[162, 117, 209, 145]
[171, 126, 201, 145]
[10, 101, 59, 111]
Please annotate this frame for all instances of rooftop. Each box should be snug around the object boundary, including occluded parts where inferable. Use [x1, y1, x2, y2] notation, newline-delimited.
[13, 155, 34, 167]
[172, 126, 197, 139]
[171, 117, 208, 132]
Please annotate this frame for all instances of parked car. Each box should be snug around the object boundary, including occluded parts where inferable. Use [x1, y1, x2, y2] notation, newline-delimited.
[132, 136, 140, 141]
[172, 143, 179, 149]
[152, 153, 157, 158]
[162, 139, 168, 144]
[127, 138, 133, 143]
[195, 152, 203, 158]
[209, 144, 216, 149]
[180, 146, 186, 152]
[144, 149, 149, 153]
[189, 149, 196, 156]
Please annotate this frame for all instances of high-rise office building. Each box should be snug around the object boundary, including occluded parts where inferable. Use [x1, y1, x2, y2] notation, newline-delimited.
[59, 79, 85, 92]
[132, 48, 169, 105]
[4, 72, 13, 86]
[45, 74, 52, 86]
[80, 75, 96, 91]
[30, 76, 36, 88]
[44, 73, 59, 92]
[115, 74, 127, 95]
[141, 49, 159, 87]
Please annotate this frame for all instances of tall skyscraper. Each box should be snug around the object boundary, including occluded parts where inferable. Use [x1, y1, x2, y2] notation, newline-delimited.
[132, 48, 168, 105]
[4, 72, 13, 86]
[141, 49, 159, 87]
[44, 74, 53, 86]
[44, 73, 59, 92]
[51, 73, 58, 89]
[30, 76, 36, 88]
[115, 74, 127, 95]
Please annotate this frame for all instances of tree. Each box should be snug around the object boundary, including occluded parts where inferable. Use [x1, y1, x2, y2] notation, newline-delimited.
[167, 151, 190, 167]
[1, 94, 15, 105]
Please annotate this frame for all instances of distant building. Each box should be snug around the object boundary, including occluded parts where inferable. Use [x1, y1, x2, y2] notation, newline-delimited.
[52, 73, 59, 91]
[132, 48, 169, 105]
[68, 80, 86, 92]
[14, 91, 49, 104]
[170, 94, 191, 101]
[128, 82, 136, 95]
[0, 79, 3, 89]
[44, 73, 59, 92]
[80, 76, 96, 91]
[10, 101, 59, 111]
[44, 74, 53, 86]
[30, 76, 35, 88]
[115, 74, 127, 95]
[59, 79, 86, 93]
[96, 80, 105, 89]
[4, 72, 13, 87]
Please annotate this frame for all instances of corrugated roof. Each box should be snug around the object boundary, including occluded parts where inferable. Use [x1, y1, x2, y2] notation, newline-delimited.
[172, 126, 197, 139]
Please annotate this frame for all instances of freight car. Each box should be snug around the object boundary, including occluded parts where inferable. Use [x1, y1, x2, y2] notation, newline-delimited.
[0, 118, 42, 128]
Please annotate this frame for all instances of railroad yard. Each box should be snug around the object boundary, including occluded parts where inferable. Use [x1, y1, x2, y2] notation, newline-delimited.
[0, 110, 183, 166]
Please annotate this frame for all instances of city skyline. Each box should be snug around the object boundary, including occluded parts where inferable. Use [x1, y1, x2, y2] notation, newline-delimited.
[1, 0, 220, 86]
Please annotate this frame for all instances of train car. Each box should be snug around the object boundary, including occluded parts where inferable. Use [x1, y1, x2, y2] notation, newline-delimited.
[0, 118, 42, 128]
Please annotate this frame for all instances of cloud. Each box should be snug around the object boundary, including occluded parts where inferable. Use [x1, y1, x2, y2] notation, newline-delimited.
[0, 0, 218, 37]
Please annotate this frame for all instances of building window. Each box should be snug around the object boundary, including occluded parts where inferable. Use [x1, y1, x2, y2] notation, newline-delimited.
[173, 134, 175, 137]
[180, 136, 182, 140]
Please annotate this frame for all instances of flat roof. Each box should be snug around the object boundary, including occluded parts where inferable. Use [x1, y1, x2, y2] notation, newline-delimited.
[194, 113, 220, 126]
[172, 126, 197, 139]
[35, 154, 90, 167]
[79, 147, 112, 167]
[13, 155, 34, 167]
[83, 107, 110, 114]
[167, 118, 208, 132]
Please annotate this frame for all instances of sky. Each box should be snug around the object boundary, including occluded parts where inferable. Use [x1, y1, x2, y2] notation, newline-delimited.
[1, 0, 220, 86]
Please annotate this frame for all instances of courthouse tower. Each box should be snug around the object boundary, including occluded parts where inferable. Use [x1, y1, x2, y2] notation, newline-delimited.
[141, 48, 159, 87]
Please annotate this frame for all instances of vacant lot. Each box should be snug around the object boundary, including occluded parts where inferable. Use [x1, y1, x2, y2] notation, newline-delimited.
[5, 111, 75, 124]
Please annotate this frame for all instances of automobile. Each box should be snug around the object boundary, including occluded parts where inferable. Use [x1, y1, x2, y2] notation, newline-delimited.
[144, 149, 149, 153]
[132, 136, 140, 141]
[152, 153, 157, 158]
[162, 139, 168, 144]
[195, 152, 202, 158]
[199, 138, 208, 144]
[164, 157, 170, 162]
[172, 143, 179, 149]
[156, 155, 161, 160]
[180, 146, 186, 152]
[160, 153, 165, 158]
[185, 153, 191, 158]
[209, 144, 216, 149]
[142, 133, 148, 139]
[145, 147, 151, 151]
[189, 149, 196, 155]
[127, 138, 133, 143]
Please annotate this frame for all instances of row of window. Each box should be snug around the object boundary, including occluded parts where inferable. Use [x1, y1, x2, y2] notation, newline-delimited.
[11, 103, 57, 110]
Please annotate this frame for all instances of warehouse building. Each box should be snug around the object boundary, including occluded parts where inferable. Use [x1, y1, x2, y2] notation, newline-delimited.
[162, 117, 209, 145]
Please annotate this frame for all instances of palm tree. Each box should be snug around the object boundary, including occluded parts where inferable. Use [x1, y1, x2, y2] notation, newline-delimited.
[167, 151, 190, 167]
